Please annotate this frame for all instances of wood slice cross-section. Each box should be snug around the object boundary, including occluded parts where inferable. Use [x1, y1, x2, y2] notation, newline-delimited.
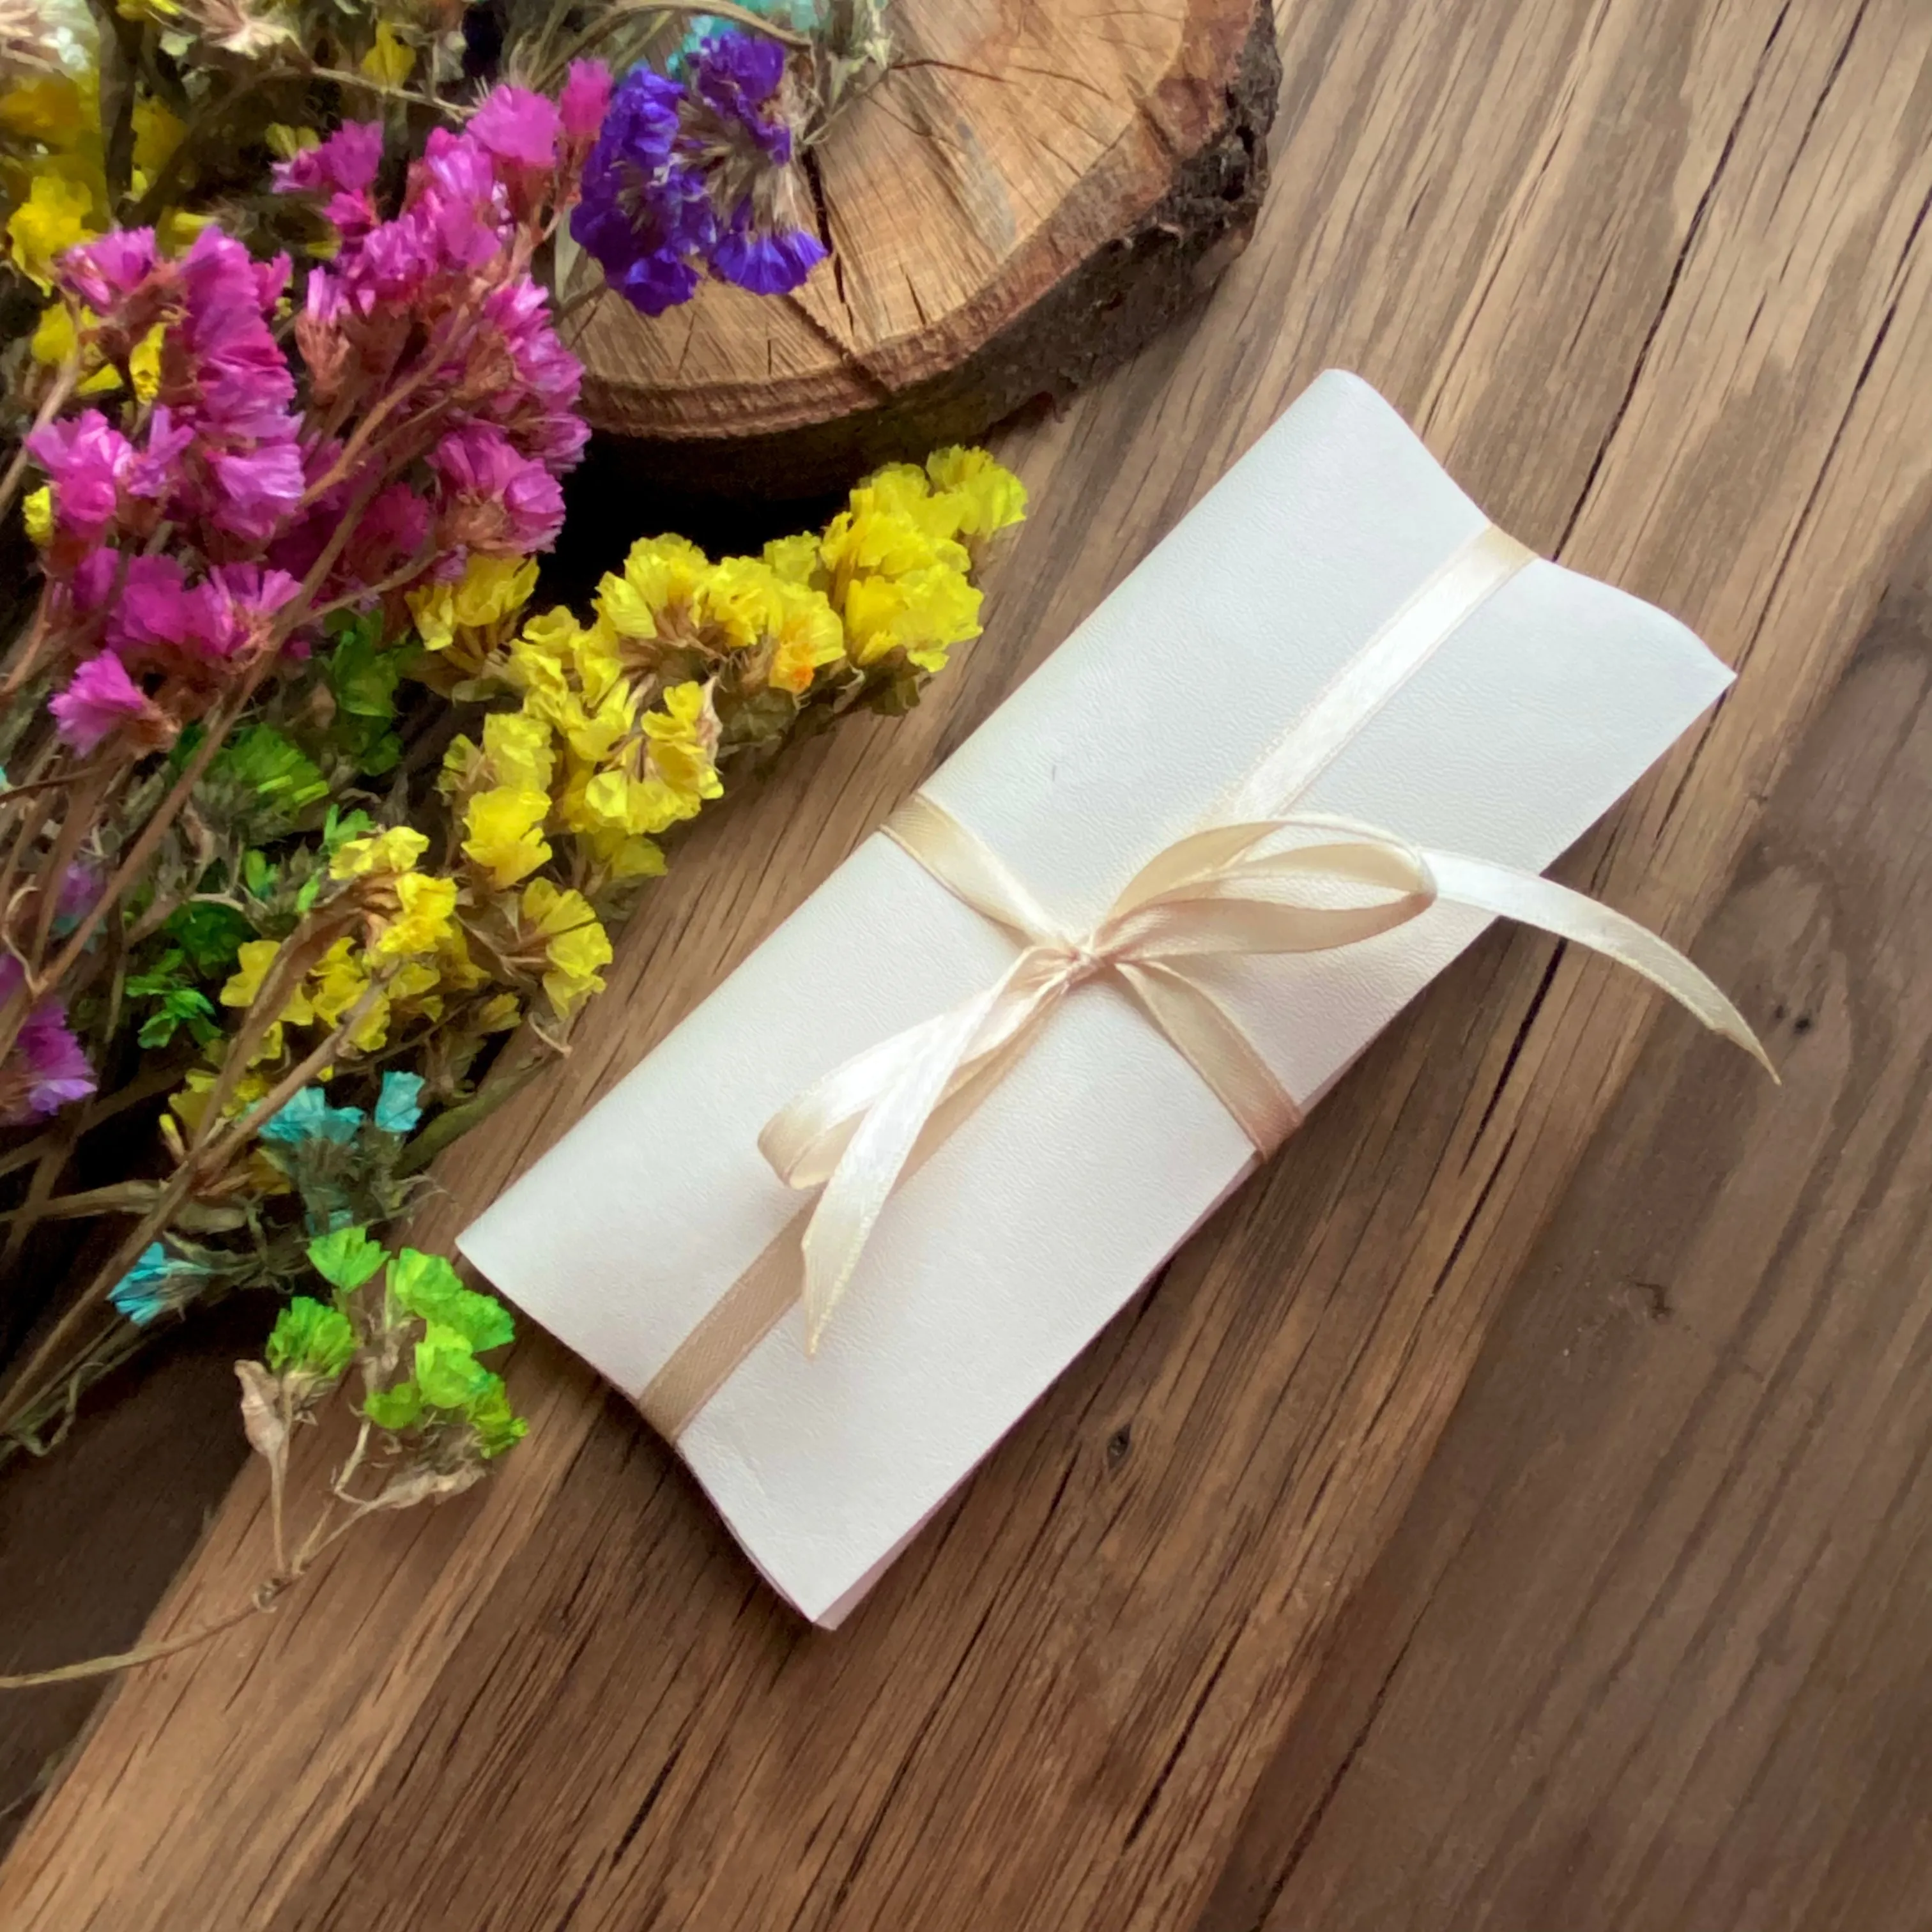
[571, 0, 1280, 496]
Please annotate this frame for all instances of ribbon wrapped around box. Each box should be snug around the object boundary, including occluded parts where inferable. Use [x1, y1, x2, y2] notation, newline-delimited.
[459, 371, 1764, 1626]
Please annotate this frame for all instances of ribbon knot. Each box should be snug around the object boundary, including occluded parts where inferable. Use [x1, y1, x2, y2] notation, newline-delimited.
[1054, 938, 1110, 988]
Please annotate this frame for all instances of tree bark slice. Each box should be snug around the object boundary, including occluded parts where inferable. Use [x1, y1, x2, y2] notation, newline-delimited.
[569, 0, 1280, 497]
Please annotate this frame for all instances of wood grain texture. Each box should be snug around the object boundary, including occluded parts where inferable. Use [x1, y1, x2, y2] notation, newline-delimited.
[6, 0, 1932, 1925]
[1200, 530, 1932, 1932]
[574, 0, 1276, 493]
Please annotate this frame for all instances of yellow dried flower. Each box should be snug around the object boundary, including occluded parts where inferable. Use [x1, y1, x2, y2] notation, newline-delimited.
[710, 557, 844, 694]
[473, 992, 523, 1033]
[762, 532, 822, 586]
[463, 785, 553, 889]
[596, 533, 711, 641]
[6, 169, 94, 288]
[264, 123, 319, 161]
[641, 680, 723, 800]
[370, 871, 459, 960]
[0, 73, 89, 146]
[130, 95, 185, 175]
[409, 553, 539, 653]
[480, 709, 555, 793]
[157, 206, 213, 254]
[306, 940, 391, 1050]
[578, 827, 666, 883]
[220, 938, 316, 1064]
[842, 565, 983, 673]
[169, 1065, 273, 1135]
[925, 447, 1028, 537]
[519, 879, 611, 1017]
[22, 484, 51, 546]
[31, 303, 165, 398]
[221, 939, 309, 1019]
[330, 824, 429, 879]
[361, 20, 413, 85]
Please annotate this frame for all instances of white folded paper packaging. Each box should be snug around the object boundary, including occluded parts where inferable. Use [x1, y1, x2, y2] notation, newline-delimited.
[461, 371, 1765, 1625]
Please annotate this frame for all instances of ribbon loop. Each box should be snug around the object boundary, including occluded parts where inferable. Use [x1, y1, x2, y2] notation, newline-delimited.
[762, 793, 1772, 1351]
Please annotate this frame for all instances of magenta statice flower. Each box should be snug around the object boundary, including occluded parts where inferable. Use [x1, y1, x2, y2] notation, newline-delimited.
[112, 555, 217, 663]
[210, 443, 307, 541]
[0, 960, 95, 1124]
[268, 83, 590, 605]
[49, 653, 160, 755]
[154, 228, 307, 544]
[570, 30, 824, 316]
[431, 424, 566, 553]
[58, 229, 158, 314]
[471, 86, 561, 172]
[559, 60, 613, 145]
[272, 121, 384, 195]
[27, 411, 131, 544]
[480, 277, 590, 471]
[125, 406, 195, 505]
[207, 562, 303, 659]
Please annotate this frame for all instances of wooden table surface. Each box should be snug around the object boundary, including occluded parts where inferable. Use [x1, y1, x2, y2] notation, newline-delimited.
[6, 0, 1932, 1926]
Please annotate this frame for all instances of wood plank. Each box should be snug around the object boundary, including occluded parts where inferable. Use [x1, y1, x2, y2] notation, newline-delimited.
[6, 0, 1932, 1924]
[1200, 519, 1932, 1932]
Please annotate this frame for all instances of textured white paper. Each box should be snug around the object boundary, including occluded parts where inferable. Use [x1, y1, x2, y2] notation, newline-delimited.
[460, 371, 1733, 1624]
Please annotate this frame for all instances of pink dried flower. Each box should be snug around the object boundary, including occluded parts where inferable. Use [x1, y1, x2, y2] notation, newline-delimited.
[358, 482, 434, 571]
[206, 562, 303, 658]
[210, 443, 307, 540]
[65, 549, 119, 618]
[27, 411, 132, 544]
[58, 228, 160, 314]
[49, 654, 164, 755]
[125, 406, 195, 505]
[272, 121, 384, 195]
[432, 424, 565, 554]
[480, 278, 588, 471]
[471, 86, 560, 172]
[112, 555, 217, 662]
[559, 61, 613, 144]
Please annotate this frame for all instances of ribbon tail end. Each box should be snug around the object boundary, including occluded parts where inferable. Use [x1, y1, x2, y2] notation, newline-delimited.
[1707, 1004, 1779, 1084]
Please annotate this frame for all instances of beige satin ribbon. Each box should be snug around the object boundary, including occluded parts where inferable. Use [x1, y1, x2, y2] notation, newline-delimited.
[636, 524, 1772, 1440]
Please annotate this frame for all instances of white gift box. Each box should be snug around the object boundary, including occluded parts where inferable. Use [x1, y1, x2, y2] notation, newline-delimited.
[459, 371, 1733, 1625]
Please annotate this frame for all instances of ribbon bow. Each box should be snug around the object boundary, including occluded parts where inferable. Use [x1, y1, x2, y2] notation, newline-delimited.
[761, 792, 1772, 1350]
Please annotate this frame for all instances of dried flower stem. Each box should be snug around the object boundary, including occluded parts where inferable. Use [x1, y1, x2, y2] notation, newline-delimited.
[0, 1597, 272, 1690]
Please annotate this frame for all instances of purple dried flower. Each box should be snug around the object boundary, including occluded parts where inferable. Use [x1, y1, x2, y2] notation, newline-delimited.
[569, 31, 824, 316]
[0, 959, 95, 1124]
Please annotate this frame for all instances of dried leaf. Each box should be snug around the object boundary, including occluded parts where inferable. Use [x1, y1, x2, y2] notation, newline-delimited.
[367, 1460, 485, 1513]
[233, 1360, 287, 1466]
